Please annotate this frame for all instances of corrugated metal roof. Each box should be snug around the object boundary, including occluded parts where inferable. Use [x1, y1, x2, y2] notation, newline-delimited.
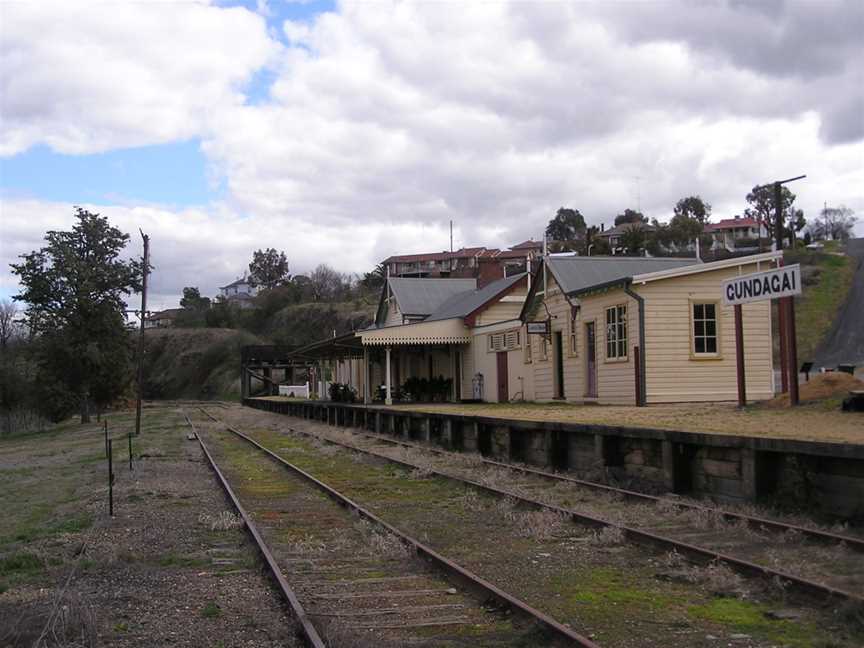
[388, 277, 476, 316]
[547, 256, 699, 295]
[425, 273, 526, 322]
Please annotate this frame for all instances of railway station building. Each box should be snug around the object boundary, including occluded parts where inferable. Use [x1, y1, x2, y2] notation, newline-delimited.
[521, 252, 781, 404]
[295, 251, 782, 406]
[296, 271, 531, 403]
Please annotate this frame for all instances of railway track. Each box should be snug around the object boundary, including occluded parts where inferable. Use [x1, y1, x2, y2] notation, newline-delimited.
[335, 425, 864, 551]
[186, 410, 599, 648]
[202, 406, 864, 607]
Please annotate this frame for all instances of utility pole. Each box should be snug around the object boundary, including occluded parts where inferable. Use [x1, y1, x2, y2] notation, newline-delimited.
[759, 175, 805, 404]
[134, 231, 150, 436]
[824, 201, 829, 241]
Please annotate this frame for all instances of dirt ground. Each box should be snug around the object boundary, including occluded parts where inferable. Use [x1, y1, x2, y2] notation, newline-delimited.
[0, 405, 299, 648]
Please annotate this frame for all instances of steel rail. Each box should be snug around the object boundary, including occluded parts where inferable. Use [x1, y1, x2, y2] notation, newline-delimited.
[333, 425, 864, 554]
[183, 413, 326, 648]
[206, 408, 863, 605]
[194, 408, 600, 648]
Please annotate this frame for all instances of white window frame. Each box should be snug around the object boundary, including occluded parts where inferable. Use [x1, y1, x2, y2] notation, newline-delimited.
[690, 300, 722, 359]
[605, 304, 628, 361]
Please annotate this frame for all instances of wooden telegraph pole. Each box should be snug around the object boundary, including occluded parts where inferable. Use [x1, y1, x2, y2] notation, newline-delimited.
[734, 304, 746, 407]
[770, 175, 805, 406]
[135, 231, 150, 436]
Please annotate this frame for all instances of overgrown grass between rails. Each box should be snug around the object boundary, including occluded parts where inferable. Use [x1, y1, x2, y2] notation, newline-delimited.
[0, 552, 45, 577]
[688, 598, 822, 648]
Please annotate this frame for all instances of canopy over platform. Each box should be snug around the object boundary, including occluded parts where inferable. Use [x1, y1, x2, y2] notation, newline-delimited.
[291, 332, 363, 360]
[360, 318, 470, 346]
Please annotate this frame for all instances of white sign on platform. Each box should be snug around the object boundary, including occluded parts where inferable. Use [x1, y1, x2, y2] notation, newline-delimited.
[722, 264, 801, 306]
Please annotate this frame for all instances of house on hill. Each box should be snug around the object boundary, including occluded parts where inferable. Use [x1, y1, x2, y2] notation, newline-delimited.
[219, 277, 258, 309]
[144, 308, 183, 329]
[383, 248, 490, 278]
[383, 240, 543, 279]
[706, 216, 767, 252]
[596, 223, 659, 255]
[521, 252, 780, 405]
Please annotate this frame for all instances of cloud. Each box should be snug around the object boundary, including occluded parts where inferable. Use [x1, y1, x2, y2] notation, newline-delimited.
[0, 0, 279, 156]
[2, 0, 863, 309]
[205, 2, 864, 237]
[586, 0, 864, 143]
[0, 198, 462, 309]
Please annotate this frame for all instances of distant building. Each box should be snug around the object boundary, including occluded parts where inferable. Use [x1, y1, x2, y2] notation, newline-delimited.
[218, 277, 258, 309]
[383, 240, 542, 279]
[144, 308, 183, 329]
[383, 247, 490, 277]
[705, 216, 767, 252]
[596, 223, 658, 254]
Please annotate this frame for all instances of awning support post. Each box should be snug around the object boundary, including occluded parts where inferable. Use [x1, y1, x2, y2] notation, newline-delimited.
[385, 346, 393, 405]
[363, 347, 370, 405]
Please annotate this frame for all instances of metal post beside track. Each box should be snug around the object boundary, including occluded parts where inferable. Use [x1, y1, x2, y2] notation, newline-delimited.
[107, 439, 114, 517]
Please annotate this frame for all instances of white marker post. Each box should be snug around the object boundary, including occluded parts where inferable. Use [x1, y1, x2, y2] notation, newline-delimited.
[722, 264, 801, 407]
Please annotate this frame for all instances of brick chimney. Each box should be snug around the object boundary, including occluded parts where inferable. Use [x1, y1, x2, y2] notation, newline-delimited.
[477, 257, 506, 289]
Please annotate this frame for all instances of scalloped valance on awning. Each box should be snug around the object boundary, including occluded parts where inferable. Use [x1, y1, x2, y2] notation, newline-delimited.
[360, 318, 470, 346]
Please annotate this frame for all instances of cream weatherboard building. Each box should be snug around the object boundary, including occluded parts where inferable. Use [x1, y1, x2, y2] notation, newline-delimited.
[294, 252, 781, 406]
[520, 252, 780, 405]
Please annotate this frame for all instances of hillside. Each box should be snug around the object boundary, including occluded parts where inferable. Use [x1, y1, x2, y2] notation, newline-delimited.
[143, 328, 265, 401]
[786, 242, 858, 364]
[253, 300, 375, 347]
[143, 300, 375, 400]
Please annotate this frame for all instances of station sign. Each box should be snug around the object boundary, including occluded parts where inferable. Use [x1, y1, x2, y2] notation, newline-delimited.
[526, 320, 550, 335]
[722, 264, 801, 306]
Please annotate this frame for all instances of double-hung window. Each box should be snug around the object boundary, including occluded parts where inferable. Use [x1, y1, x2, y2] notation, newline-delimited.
[692, 302, 719, 355]
[605, 304, 627, 360]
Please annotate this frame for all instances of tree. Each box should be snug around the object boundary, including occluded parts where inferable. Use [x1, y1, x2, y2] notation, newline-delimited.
[546, 207, 587, 243]
[0, 300, 17, 351]
[614, 209, 647, 227]
[788, 208, 806, 247]
[809, 205, 858, 241]
[620, 224, 647, 256]
[361, 264, 386, 292]
[248, 248, 289, 290]
[673, 196, 712, 224]
[309, 264, 342, 302]
[180, 287, 211, 311]
[668, 212, 704, 247]
[744, 184, 796, 244]
[10, 208, 143, 423]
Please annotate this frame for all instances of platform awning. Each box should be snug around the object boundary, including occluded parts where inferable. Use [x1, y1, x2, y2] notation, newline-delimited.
[359, 318, 470, 346]
[291, 331, 363, 360]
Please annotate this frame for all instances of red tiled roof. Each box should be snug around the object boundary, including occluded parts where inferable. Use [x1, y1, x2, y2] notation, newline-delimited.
[496, 249, 533, 259]
[384, 247, 487, 263]
[706, 217, 760, 231]
[511, 239, 543, 250]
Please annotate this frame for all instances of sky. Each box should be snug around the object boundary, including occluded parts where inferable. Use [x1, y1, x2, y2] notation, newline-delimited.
[1, 0, 862, 311]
